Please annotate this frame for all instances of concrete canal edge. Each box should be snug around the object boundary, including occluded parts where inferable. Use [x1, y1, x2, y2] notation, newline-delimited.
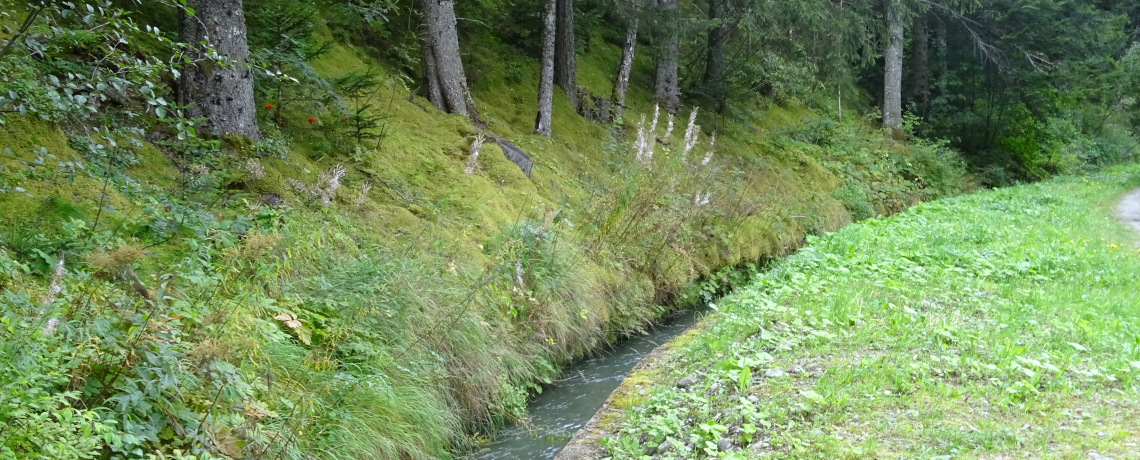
[554, 324, 707, 459]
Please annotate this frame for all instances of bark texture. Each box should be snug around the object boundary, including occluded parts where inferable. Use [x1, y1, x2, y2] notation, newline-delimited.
[703, 0, 726, 113]
[421, 31, 444, 110]
[420, 0, 479, 120]
[883, 0, 905, 133]
[653, 0, 680, 114]
[554, 0, 578, 111]
[910, 13, 930, 118]
[534, 0, 557, 136]
[612, 12, 639, 121]
[179, 0, 261, 140]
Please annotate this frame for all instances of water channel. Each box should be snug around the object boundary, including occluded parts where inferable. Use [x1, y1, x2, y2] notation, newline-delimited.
[465, 306, 706, 459]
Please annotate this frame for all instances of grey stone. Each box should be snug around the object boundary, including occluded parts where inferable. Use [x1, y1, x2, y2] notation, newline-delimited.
[764, 368, 786, 378]
[676, 377, 694, 389]
[488, 135, 533, 178]
[717, 438, 733, 452]
[657, 440, 672, 453]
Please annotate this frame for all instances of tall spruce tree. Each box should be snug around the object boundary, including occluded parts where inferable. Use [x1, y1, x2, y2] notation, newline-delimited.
[554, 0, 578, 111]
[178, 0, 261, 139]
[420, 0, 479, 120]
[535, 0, 557, 136]
[654, 0, 680, 113]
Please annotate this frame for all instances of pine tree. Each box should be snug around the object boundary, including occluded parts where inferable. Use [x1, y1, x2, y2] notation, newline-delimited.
[178, 0, 262, 139]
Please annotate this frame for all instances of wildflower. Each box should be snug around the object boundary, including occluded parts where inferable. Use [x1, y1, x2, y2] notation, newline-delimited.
[682, 108, 701, 160]
[465, 133, 486, 176]
[356, 182, 372, 207]
[308, 117, 317, 123]
[244, 158, 266, 180]
[633, 114, 649, 162]
[264, 104, 274, 109]
[341, 117, 347, 121]
[701, 132, 716, 166]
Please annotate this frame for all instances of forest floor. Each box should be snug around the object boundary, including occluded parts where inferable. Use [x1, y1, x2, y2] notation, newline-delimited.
[579, 165, 1140, 460]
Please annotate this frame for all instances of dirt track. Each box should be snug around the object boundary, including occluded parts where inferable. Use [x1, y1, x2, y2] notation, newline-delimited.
[1119, 188, 1140, 241]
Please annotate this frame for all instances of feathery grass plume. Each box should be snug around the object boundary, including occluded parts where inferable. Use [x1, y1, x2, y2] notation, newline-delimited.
[465, 133, 486, 176]
[633, 113, 649, 162]
[644, 104, 660, 163]
[42, 255, 64, 308]
[663, 113, 676, 143]
[682, 107, 701, 161]
[356, 182, 372, 207]
[315, 164, 346, 206]
[693, 190, 710, 206]
[702, 132, 716, 166]
[244, 158, 266, 180]
[289, 164, 347, 206]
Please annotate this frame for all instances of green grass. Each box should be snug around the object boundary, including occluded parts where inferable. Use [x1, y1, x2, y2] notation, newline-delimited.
[601, 165, 1140, 459]
[0, 6, 976, 458]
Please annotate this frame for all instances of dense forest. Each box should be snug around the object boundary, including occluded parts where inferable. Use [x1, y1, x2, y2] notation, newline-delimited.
[0, 0, 1137, 458]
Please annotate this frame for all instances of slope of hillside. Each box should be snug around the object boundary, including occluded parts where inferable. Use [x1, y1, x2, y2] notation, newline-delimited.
[0, 6, 974, 459]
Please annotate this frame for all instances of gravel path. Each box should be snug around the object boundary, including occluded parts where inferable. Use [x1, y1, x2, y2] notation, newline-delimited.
[1119, 188, 1140, 241]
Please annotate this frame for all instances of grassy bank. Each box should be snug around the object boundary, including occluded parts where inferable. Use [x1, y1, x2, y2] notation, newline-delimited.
[600, 165, 1140, 459]
[0, 3, 977, 458]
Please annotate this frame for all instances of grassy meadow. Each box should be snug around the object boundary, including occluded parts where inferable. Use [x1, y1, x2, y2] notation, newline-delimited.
[600, 166, 1140, 459]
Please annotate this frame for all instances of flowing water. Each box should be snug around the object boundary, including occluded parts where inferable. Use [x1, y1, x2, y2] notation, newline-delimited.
[465, 307, 705, 460]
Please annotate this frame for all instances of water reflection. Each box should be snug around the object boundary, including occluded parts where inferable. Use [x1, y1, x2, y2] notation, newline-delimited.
[465, 307, 704, 460]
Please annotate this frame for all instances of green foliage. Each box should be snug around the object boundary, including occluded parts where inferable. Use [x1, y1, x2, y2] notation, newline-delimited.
[917, 0, 1137, 183]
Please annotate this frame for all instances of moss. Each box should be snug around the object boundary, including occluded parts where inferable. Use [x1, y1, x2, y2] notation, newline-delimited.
[0, 116, 133, 225]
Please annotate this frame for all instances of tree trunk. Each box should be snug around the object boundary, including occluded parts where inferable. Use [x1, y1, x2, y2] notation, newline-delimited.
[179, 0, 261, 140]
[703, 0, 726, 113]
[653, 0, 680, 114]
[910, 13, 929, 118]
[554, 0, 578, 111]
[935, 17, 948, 91]
[883, 0, 904, 134]
[612, 11, 638, 122]
[420, 0, 479, 120]
[421, 32, 444, 110]
[534, 0, 557, 136]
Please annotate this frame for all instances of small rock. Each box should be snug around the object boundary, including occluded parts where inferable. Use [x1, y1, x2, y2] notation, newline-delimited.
[261, 193, 284, 207]
[709, 383, 720, 394]
[1087, 451, 1114, 460]
[644, 444, 656, 455]
[717, 438, 733, 452]
[677, 377, 694, 389]
[748, 395, 760, 404]
[764, 368, 786, 378]
[657, 441, 672, 453]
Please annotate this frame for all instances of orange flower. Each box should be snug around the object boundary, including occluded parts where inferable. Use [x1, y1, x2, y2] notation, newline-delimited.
[265, 104, 274, 109]
[307, 117, 317, 123]
[341, 117, 347, 121]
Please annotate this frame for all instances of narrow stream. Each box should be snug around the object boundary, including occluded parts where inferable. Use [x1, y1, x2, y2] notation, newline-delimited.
[465, 307, 706, 460]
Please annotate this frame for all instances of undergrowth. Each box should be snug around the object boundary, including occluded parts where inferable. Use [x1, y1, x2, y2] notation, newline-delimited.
[0, 1, 977, 459]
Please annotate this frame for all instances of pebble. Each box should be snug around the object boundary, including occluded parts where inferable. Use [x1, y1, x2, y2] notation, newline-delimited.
[1087, 451, 1114, 460]
[764, 368, 786, 378]
[677, 377, 694, 389]
[657, 440, 672, 453]
[717, 438, 733, 452]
